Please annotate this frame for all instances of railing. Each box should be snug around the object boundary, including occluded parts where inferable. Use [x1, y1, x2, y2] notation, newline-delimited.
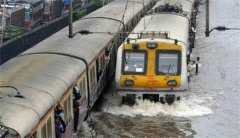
[0, 15, 69, 64]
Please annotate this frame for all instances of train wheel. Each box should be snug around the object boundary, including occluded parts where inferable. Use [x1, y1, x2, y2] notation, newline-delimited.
[160, 97, 166, 104]
[122, 96, 126, 104]
[165, 95, 175, 105]
[122, 95, 136, 106]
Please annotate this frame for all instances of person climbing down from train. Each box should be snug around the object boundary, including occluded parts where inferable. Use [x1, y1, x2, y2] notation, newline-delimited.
[55, 104, 66, 138]
[73, 98, 80, 134]
[55, 104, 65, 121]
[55, 116, 66, 138]
[73, 85, 81, 134]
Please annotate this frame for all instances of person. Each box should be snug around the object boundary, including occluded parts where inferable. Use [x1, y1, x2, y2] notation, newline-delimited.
[73, 98, 80, 134]
[73, 85, 81, 133]
[55, 116, 66, 138]
[55, 104, 64, 121]
[73, 85, 81, 100]
[55, 104, 66, 138]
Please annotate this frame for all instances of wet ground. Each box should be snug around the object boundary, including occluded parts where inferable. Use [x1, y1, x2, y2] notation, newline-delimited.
[79, 0, 240, 137]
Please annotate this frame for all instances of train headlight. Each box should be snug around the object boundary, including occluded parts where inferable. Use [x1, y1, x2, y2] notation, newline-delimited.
[167, 80, 177, 87]
[147, 42, 157, 49]
[125, 80, 134, 87]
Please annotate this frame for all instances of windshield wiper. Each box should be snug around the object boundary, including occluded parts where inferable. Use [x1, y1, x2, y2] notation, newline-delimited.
[167, 64, 172, 75]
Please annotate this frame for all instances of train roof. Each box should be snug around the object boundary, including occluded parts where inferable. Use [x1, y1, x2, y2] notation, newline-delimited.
[24, 0, 151, 63]
[0, 54, 85, 137]
[151, 0, 195, 18]
[0, 0, 153, 137]
[128, 13, 189, 45]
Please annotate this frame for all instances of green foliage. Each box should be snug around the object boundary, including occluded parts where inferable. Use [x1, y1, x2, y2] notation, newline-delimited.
[3, 25, 25, 41]
[73, 9, 87, 21]
[90, 0, 103, 8]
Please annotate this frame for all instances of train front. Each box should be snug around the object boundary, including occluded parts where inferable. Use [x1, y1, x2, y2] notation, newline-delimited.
[115, 37, 188, 105]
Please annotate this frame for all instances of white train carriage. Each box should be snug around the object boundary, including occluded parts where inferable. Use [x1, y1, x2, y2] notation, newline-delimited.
[151, 0, 199, 52]
[0, 0, 155, 137]
[151, 0, 196, 19]
[115, 0, 198, 105]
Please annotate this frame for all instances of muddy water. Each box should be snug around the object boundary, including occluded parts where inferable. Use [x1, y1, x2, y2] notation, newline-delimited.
[88, 113, 195, 138]
[78, 84, 214, 138]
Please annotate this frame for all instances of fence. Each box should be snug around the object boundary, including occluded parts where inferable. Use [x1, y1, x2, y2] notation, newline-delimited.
[0, 2, 104, 65]
[0, 14, 69, 64]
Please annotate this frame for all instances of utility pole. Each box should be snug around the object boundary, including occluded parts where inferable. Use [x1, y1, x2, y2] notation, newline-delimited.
[204, 0, 239, 36]
[205, 0, 210, 37]
[69, 0, 73, 38]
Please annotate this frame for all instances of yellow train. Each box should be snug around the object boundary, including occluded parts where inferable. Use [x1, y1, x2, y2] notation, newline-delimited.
[115, 0, 198, 105]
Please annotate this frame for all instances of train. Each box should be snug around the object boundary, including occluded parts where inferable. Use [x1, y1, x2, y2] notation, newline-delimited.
[115, 0, 199, 105]
[0, 0, 155, 137]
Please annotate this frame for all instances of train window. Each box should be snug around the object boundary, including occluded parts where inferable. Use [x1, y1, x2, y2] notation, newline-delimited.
[79, 77, 86, 96]
[41, 124, 47, 138]
[83, 77, 87, 93]
[67, 96, 72, 122]
[156, 51, 181, 75]
[122, 51, 147, 74]
[39, 115, 53, 138]
[46, 117, 52, 138]
[89, 66, 96, 89]
[93, 67, 96, 84]
[101, 55, 105, 68]
[63, 99, 69, 123]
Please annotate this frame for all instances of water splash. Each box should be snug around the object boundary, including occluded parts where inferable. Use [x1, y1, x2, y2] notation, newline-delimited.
[78, 121, 97, 137]
[103, 96, 213, 117]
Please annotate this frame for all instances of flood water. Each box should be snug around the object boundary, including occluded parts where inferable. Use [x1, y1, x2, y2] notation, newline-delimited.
[79, 0, 240, 137]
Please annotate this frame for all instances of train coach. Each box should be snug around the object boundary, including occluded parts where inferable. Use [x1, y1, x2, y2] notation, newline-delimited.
[115, 0, 199, 105]
[0, 0, 155, 137]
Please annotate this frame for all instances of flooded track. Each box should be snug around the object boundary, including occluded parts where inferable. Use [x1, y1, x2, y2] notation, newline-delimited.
[79, 0, 240, 137]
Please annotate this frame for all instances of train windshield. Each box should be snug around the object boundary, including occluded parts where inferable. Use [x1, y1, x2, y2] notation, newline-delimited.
[157, 51, 181, 75]
[123, 51, 146, 74]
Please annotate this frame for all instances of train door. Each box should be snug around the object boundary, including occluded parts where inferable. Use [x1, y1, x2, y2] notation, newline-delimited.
[76, 74, 88, 125]
[88, 63, 97, 105]
[53, 91, 73, 138]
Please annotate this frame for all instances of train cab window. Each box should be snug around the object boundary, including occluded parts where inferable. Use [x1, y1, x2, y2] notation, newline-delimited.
[122, 51, 147, 74]
[156, 51, 181, 75]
